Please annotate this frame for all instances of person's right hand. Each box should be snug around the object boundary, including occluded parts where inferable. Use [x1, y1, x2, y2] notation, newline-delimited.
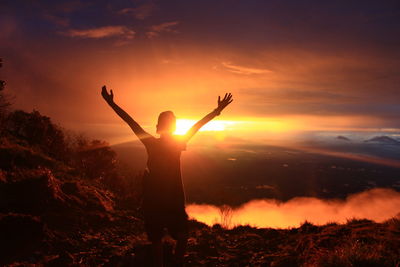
[101, 85, 114, 104]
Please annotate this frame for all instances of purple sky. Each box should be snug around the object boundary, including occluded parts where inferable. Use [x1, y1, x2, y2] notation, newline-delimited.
[1, 0, 400, 142]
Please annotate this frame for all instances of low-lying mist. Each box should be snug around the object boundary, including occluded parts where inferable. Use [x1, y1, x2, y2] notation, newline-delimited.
[186, 188, 400, 228]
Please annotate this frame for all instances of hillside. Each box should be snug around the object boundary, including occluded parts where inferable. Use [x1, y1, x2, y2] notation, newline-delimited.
[1, 169, 400, 267]
[365, 136, 400, 145]
[0, 110, 399, 266]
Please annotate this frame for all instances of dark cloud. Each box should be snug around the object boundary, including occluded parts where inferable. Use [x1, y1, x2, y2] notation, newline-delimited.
[118, 2, 157, 20]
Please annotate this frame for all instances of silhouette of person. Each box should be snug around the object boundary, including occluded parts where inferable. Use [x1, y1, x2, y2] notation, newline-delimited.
[101, 86, 233, 266]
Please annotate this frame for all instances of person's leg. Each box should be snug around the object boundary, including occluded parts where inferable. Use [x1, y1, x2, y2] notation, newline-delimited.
[169, 215, 188, 266]
[174, 231, 188, 266]
[151, 238, 163, 267]
[144, 214, 164, 267]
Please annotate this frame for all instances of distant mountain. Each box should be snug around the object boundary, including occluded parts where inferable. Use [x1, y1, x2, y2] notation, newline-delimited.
[365, 136, 400, 145]
[337, 135, 351, 141]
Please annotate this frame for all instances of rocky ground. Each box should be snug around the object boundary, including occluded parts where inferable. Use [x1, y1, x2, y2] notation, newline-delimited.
[1, 209, 400, 266]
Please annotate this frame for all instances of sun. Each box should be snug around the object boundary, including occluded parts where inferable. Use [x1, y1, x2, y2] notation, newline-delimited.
[174, 119, 235, 135]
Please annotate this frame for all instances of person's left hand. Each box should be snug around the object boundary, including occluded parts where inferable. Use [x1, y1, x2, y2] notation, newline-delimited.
[216, 93, 233, 113]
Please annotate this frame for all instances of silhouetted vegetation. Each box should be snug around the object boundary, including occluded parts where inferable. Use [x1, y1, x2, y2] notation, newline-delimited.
[4, 110, 68, 159]
[0, 58, 11, 133]
[1, 105, 135, 184]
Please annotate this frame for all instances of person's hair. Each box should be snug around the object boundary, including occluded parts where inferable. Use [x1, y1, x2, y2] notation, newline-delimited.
[156, 111, 176, 134]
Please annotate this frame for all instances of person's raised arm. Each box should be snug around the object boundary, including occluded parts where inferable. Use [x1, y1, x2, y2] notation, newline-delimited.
[184, 93, 233, 142]
[101, 85, 154, 143]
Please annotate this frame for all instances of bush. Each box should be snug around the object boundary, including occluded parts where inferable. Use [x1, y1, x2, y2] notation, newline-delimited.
[69, 136, 117, 180]
[218, 205, 234, 229]
[0, 58, 11, 133]
[5, 110, 68, 160]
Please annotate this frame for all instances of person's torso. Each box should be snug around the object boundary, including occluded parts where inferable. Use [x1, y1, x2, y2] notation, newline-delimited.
[143, 137, 187, 209]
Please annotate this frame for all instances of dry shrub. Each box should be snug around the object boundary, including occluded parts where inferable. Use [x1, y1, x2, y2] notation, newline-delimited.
[218, 205, 234, 229]
[383, 216, 400, 233]
[310, 239, 398, 267]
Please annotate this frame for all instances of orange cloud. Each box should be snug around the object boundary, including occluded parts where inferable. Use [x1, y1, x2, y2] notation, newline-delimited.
[186, 188, 400, 228]
[62, 26, 135, 39]
[146, 21, 180, 38]
[221, 62, 273, 75]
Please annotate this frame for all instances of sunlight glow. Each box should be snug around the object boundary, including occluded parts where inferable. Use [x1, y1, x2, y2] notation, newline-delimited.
[174, 119, 236, 135]
[169, 116, 380, 141]
[186, 188, 400, 229]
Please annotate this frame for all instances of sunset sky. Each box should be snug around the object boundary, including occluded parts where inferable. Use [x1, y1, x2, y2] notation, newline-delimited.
[1, 0, 400, 144]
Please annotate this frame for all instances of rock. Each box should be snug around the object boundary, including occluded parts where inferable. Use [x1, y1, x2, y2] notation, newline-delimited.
[0, 213, 46, 264]
[0, 145, 55, 170]
[0, 168, 66, 214]
[0, 170, 6, 183]
[47, 251, 75, 267]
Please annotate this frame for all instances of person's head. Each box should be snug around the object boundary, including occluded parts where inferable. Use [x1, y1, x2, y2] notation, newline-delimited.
[156, 111, 176, 135]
